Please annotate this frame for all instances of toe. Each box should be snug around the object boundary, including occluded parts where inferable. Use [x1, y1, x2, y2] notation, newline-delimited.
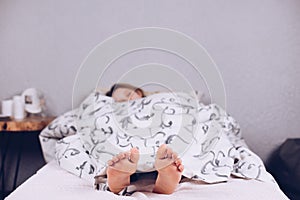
[117, 153, 126, 160]
[129, 148, 140, 163]
[172, 152, 178, 160]
[166, 148, 173, 159]
[107, 160, 114, 166]
[157, 144, 168, 159]
[124, 151, 130, 159]
[112, 156, 119, 163]
[177, 164, 184, 172]
[174, 158, 182, 166]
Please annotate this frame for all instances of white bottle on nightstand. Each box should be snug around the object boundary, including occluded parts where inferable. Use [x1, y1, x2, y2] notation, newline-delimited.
[13, 95, 25, 120]
[1, 99, 13, 117]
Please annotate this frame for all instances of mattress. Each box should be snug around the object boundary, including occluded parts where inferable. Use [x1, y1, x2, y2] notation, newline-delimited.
[6, 161, 288, 200]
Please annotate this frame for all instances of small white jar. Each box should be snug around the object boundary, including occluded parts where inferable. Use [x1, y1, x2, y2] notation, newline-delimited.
[1, 99, 13, 117]
[13, 95, 25, 120]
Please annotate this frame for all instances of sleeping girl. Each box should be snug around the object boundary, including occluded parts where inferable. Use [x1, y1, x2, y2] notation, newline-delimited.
[53, 83, 275, 196]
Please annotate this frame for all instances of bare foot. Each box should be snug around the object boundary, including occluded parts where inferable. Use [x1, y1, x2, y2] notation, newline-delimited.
[106, 148, 140, 194]
[153, 144, 184, 194]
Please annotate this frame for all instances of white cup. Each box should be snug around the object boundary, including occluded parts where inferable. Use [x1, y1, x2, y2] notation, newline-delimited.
[1, 99, 13, 117]
[13, 95, 25, 120]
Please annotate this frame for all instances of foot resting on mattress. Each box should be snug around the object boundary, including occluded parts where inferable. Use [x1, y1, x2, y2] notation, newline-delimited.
[153, 144, 184, 194]
[107, 147, 140, 194]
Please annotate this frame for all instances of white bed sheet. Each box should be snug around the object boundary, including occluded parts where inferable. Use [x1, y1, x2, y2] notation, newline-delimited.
[6, 161, 288, 200]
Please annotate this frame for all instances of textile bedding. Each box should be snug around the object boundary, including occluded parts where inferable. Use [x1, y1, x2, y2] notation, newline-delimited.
[5, 91, 289, 199]
[5, 161, 288, 200]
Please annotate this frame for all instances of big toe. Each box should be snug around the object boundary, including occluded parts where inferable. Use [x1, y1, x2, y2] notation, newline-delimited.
[129, 147, 140, 163]
[156, 144, 168, 159]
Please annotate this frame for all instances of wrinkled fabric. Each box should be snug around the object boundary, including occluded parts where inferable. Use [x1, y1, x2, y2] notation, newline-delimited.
[39, 91, 276, 194]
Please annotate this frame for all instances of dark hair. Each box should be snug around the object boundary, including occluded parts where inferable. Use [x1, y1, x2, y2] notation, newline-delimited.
[105, 83, 145, 97]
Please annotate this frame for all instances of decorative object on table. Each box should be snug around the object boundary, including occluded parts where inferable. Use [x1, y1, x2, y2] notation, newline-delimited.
[13, 95, 25, 120]
[1, 99, 13, 117]
[21, 88, 43, 114]
[1, 88, 47, 120]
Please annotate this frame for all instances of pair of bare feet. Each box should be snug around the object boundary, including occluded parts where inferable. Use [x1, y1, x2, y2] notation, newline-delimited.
[106, 144, 184, 195]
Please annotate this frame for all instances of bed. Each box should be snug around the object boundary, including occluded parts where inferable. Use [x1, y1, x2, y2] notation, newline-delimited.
[6, 160, 288, 200]
[5, 90, 289, 200]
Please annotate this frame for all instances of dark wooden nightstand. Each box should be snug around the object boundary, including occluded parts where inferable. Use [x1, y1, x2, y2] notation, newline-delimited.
[0, 116, 54, 132]
[0, 116, 55, 199]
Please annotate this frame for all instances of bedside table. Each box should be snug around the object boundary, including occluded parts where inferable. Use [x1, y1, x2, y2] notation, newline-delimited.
[0, 116, 55, 199]
[0, 116, 54, 132]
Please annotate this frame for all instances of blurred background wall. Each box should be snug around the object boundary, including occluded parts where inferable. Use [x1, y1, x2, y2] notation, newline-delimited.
[0, 0, 299, 163]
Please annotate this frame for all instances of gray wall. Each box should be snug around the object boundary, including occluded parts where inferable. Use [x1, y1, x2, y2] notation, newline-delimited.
[1, 0, 299, 163]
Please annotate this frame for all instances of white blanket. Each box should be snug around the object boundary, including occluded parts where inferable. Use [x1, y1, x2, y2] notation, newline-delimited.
[40, 91, 276, 189]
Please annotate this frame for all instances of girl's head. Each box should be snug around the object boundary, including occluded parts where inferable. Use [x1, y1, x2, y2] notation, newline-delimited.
[106, 83, 145, 102]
